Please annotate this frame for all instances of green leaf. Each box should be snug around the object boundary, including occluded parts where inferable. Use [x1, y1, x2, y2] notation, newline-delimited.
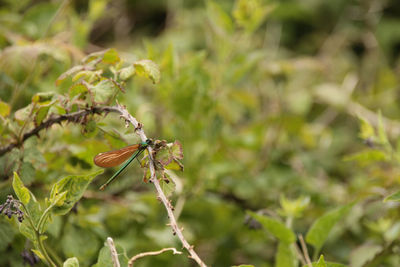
[165, 158, 184, 171]
[160, 172, 176, 197]
[171, 140, 184, 160]
[19, 220, 36, 241]
[0, 100, 11, 117]
[384, 191, 400, 202]
[35, 105, 51, 125]
[134, 59, 160, 84]
[91, 79, 116, 104]
[0, 220, 15, 251]
[276, 242, 297, 267]
[102, 48, 120, 64]
[233, 0, 275, 33]
[306, 204, 352, 252]
[69, 83, 88, 98]
[12, 172, 30, 205]
[119, 65, 135, 80]
[316, 255, 327, 267]
[247, 211, 296, 243]
[31, 249, 45, 261]
[206, 0, 234, 34]
[63, 257, 79, 267]
[349, 243, 382, 267]
[358, 116, 375, 140]
[14, 104, 32, 124]
[302, 261, 348, 267]
[49, 170, 103, 215]
[32, 92, 55, 104]
[61, 224, 101, 263]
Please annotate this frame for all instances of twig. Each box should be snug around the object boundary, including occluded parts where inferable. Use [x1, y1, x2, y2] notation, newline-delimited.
[128, 248, 182, 267]
[0, 106, 118, 157]
[107, 237, 120, 267]
[298, 234, 312, 267]
[113, 103, 208, 267]
[1, 104, 208, 266]
[294, 243, 307, 266]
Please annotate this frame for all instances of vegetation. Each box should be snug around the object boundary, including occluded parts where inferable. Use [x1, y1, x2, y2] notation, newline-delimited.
[1, 0, 400, 266]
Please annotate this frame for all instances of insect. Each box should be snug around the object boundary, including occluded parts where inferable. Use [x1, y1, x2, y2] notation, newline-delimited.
[94, 139, 153, 190]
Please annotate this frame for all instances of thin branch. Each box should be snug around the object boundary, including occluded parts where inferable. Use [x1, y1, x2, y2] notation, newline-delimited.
[128, 248, 182, 267]
[113, 103, 208, 267]
[107, 237, 120, 267]
[298, 234, 312, 267]
[0, 106, 118, 157]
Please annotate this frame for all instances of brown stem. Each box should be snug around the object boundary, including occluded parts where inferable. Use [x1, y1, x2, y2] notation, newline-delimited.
[113, 103, 208, 267]
[128, 248, 182, 267]
[0, 106, 118, 157]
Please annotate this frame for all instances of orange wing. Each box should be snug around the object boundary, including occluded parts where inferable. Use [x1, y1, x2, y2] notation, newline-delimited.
[93, 144, 140, 168]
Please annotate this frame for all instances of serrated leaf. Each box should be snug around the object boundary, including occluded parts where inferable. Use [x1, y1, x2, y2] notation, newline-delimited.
[160, 172, 175, 197]
[276, 242, 297, 267]
[69, 83, 88, 98]
[171, 140, 183, 160]
[32, 92, 55, 104]
[247, 211, 296, 243]
[0, 100, 11, 117]
[56, 65, 85, 86]
[49, 170, 103, 215]
[35, 105, 51, 125]
[12, 172, 30, 205]
[91, 79, 116, 104]
[63, 257, 79, 267]
[119, 65, 135, 80]
[102, 48, 120, 64]
[14, 104, 32, 123]
[72, 70, 97, 82]
[134, 59, 160, 84]
[306, 204, 352, 252]
[165, 158, 184, 171]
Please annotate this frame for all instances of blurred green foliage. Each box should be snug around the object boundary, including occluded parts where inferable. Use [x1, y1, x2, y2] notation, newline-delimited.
[1, 0, 400, 266]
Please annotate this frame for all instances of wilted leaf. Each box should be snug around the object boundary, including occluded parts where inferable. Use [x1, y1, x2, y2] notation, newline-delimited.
[247, 211, 296, 244]
[171, 140, 183, 160]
